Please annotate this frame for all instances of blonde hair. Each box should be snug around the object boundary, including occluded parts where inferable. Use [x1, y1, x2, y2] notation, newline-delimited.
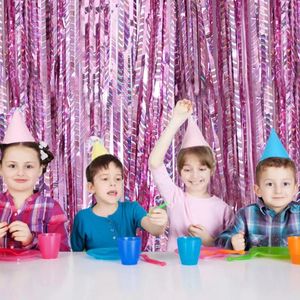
[177, 146, 215, 173]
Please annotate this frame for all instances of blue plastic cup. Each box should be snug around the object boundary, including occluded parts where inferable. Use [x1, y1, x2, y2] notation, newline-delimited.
[177, 236, 202, 265]
[118, 237, 141, 265]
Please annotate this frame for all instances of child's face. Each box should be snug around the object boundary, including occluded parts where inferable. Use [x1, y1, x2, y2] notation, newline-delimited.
[254, 166, 298, 213]
[0, 145, 43, 195]
[88, 162, 123, 205]
[180, 153, 212, 195]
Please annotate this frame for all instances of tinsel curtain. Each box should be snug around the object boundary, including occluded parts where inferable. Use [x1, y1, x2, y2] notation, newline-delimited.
[0, 0, 299, 251]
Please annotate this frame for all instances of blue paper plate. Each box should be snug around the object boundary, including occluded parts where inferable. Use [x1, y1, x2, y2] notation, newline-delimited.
[86, 248, 120, 260]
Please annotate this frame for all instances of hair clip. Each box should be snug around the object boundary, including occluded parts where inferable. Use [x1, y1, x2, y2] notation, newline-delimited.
[39, 141, 48, 149]
[39, 141, 49, 161]
[40, 149, 48, 161]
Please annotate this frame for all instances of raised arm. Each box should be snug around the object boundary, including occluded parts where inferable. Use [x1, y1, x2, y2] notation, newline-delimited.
[148, 99, 193, 169]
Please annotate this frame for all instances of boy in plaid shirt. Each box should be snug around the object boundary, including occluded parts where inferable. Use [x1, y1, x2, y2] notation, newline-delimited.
[216, 129, 300, 250]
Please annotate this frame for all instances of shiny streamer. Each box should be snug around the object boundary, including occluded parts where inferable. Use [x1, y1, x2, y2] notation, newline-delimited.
[0, 0, 300, 251]
[0, 0, 9, 163]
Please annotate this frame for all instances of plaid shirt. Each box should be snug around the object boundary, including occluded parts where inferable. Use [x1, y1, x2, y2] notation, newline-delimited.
[0, 192, 70, 251]
[215, 199, 300, 250]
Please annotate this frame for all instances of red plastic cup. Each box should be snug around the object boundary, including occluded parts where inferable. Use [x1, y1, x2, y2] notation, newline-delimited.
[287, 236, 300, 265]
[38, 233, 61, 259]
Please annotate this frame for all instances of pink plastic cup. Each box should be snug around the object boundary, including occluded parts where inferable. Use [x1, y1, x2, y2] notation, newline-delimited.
[38, 233, 61, 259]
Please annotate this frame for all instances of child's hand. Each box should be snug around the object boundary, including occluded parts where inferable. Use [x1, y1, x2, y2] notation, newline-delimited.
[172, 99, 193, 125]
[8, 221, 34, 246]
[148, 208, 168, 227]
[231, 232, 245, 251]
[0, 222, 8, 238]
[188, 224, 214, 246]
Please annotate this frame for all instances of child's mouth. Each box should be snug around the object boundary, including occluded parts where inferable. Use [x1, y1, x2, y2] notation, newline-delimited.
[107, 191, 118, 196]
[189, 180, 203, 185]
[15, 179, 28, 183]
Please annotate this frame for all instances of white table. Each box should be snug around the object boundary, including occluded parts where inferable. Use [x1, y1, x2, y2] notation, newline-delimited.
[0, 252, 299, 300]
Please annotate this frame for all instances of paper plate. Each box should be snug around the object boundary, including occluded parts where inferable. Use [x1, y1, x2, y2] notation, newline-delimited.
[0, 248, 40, 261]
[86, 248, 120, 260]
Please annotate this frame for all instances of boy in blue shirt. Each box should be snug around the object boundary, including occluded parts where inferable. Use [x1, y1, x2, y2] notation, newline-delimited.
[71, 148, 168, 251]
[216, 129, 300, 250]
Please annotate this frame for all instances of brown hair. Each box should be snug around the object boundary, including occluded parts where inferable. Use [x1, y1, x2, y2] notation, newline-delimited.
[177, 146, 215, 173]
[255, 157, 297, 184]
[86, 154, 123, 183]
[0, 142, 54, 174]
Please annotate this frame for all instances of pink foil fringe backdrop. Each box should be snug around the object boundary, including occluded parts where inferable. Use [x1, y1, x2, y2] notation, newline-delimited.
[0, 0, 300, 251]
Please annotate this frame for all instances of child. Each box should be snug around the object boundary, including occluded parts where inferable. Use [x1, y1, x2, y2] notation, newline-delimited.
[71, 140, 168, 251]
[0, 110, 70, 251]
[215, 129, 300, 250]
[149, 99, 234, 251]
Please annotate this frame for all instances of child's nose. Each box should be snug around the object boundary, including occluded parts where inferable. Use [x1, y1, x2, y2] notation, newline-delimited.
[274, 185, 282, 194]
[190, 173, 197, 179]
[190, 170, 199, 178]
[109, 180, 116, 186]
[17, 168, 24, 176]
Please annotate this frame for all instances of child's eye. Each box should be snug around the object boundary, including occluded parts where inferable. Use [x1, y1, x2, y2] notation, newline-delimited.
[283, 182, 290, 186]
[26, 165, 34, 169]
[182, 168, 191, 172]
[116, 177, 122, 181]
[199, 168, 207, 171]
[8, 164, 16, 168]
[266, 182, 273, 187]
[99, 177, 108, 181]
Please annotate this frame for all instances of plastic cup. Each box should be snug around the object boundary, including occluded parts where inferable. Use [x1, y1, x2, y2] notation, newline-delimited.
[287, 236, 300, 265]
[177, 236, 202, 265]
[38, 233, 61, 259]
[118, 237, 141, 265]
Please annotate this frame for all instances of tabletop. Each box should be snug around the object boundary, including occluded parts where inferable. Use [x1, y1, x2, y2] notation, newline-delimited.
[0, 251, 299, 300]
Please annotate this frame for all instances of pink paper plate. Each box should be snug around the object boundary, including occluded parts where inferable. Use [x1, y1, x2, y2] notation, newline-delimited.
[0, 248, 40, 261]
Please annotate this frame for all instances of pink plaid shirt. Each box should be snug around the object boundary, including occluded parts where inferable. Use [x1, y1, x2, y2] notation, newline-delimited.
[0, 192, 70, 251]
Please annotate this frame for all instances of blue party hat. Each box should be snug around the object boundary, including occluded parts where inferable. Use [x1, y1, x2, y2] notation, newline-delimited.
[260, 128, 290, 161]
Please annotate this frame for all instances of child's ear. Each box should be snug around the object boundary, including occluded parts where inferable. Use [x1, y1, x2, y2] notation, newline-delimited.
[87, 182, 95, 193]
[210, 166, 216, 176]
[254, 184, 262, 197]
[293, 183, 299, 196]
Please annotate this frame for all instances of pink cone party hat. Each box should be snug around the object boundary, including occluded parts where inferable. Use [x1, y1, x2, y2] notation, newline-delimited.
[1, 110, 35, 144]
[181, 117, 210, 149]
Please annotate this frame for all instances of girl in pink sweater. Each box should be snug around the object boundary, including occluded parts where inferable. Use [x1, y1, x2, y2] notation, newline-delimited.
[149, 99, 234, 251]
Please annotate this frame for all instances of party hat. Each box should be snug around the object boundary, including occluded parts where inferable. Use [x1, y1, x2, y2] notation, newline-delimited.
[91, 140, 109, 161]
[181, 117, 210, 149]
[260, 128, 290, 161]
[1, 110, 35, 144]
